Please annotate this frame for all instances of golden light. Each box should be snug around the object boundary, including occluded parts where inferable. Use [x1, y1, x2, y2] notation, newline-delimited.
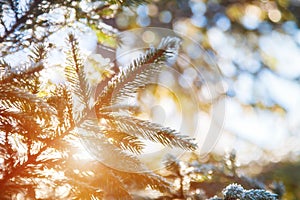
[268, 9, 281, 23]
[245, 5, 262, 19]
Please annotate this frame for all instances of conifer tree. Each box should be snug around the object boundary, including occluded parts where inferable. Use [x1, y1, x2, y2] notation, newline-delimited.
[0, 0, 284, 199]
[0, 0, 196, 199]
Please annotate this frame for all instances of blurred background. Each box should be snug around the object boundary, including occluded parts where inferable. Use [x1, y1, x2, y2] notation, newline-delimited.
[98, 0, 300, 198]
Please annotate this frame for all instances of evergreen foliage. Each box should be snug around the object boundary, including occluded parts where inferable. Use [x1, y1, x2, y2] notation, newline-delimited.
[0, 0, 286, 199]
[160, 153, 281, 199]
[0, 0, 196, 198]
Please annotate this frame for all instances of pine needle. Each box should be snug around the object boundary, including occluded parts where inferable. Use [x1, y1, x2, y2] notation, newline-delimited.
[95, 37, 181, 111]
[78, 119, 148, 173]
[104, 114, 197, 151]
[102, 129, 145, 154]
[64, 33, 93, 121]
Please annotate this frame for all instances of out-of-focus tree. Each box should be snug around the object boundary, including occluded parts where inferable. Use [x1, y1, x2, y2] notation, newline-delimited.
[110, 0, 300, 198]
[102, 0, 300, 197]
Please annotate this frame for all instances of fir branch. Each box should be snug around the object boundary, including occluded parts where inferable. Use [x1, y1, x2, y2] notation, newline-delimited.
[0, 62, 43, 88]
[47, 84, 74, 130]
[106, 0, 149, 7]
[0, 123, 76, 192]
[223, 184, 278, 200]
[163, 154, 184, 197]
[96, 169, 133, 200]
[0, 0, 43, 43]
[0, 44, 46, 93]
[243, 189, 278, 200]
[223, 183, 244, 199]
[29, 44, 47, 63]
[0, 85, 55, 121]
[66, 162, 133, 199]
[102, 129, 145, 154]
[103, 114, 197, 150]
[95, 37, 181, 111]
[114, 170, 172, 194]
[65, 33, 93, 120]
[27, 44, 47, 94]
[7, 0, 19, 20]
[0, 86, 73, 197]
[78, 119, 147, 173]
[0, 108, 43, 138]
[164, 154, 181, 176]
